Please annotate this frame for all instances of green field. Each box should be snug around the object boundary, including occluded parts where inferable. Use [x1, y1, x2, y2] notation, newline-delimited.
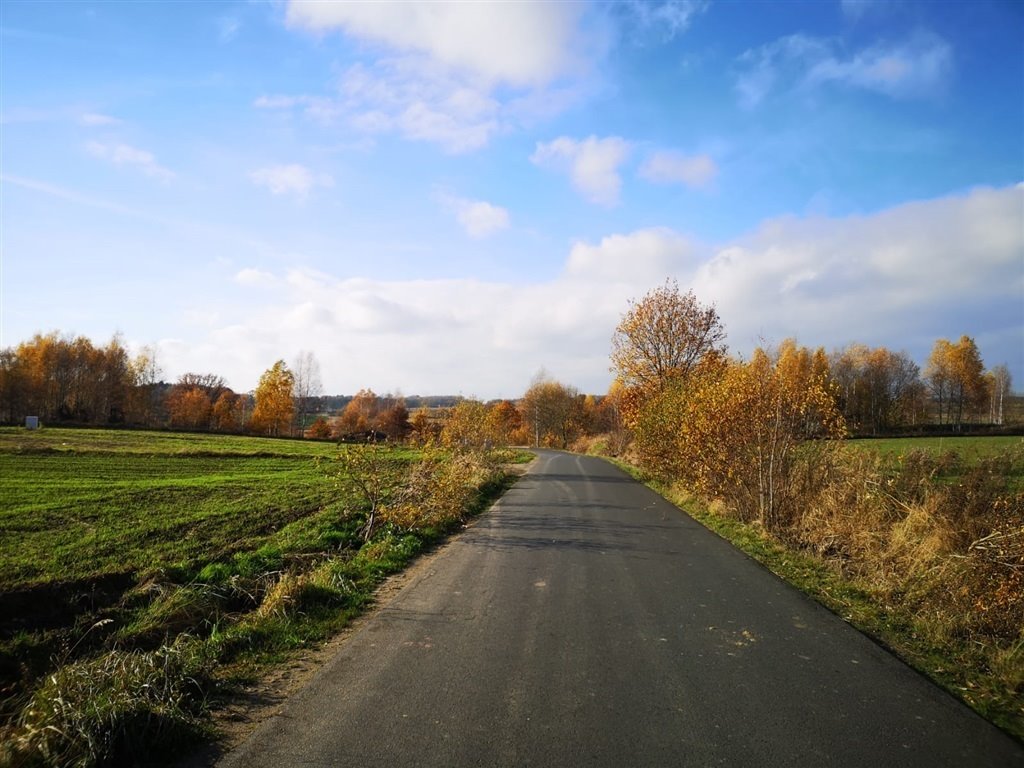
[0, 428, 365, 591]
[847, 434, 1024, 458]
[845, 434, 1024, 489]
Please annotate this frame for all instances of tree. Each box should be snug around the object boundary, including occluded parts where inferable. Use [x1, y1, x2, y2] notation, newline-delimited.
[634, 341, 844, 530]
[307, 415, 333, 439]
[166, 373, 226, 431]
[925, 339, 954, 425]
[335, 389, 379, 437]
[519, 372, 583, 448]
[292, 350, 323, 436]
[378, 401, 411, 441]
[211, 390, 244, 432]
[986, 364, 1012, 425]
[128, 345, 162, 426]
[441, 399, 490, 449]
[611, 279, 726, 392]
[324, 439, 404, 540]
[926, 337, 986, 429]
[830, 344, 923, 434]
[485, 400, 522, 446]
[167, 386, 213, 430]
[409, 408, 435, 444]
[249, 360, 295, 436]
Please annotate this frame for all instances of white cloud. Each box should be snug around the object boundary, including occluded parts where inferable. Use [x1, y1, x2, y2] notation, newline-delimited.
[531, 135, 632, 206]
[248, 164, 334, 199]
[621, 0, 709, 41]
[437, 193, 510, 238]
[285, 1, 582, 87]
[85, 141, 175, 181]
[267, 2, 603, 153]
[79, 112, 120, 126]
[566, 228, 695, 282]
[639, 151, 717, 188]
[736, 30, 952, 107]
[234, 268, 276, 286]
[159, 185, 1022, 398]
[807, 32, 952, 99]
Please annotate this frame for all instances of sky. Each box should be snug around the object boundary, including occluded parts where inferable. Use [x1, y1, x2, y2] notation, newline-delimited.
[1, 0, 1022, 399]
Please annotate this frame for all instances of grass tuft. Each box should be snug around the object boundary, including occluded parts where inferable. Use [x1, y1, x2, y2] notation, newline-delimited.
[2, 639, 213, 768]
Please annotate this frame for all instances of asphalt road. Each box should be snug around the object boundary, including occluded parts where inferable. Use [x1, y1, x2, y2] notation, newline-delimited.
[220, 450, 1023, 767]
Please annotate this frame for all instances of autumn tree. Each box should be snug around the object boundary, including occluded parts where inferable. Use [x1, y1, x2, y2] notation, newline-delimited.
[925, 336, 986, 428]
[211, 390, 245, 432]
[336, 389, 380, 437]
[594, 380, 631, 454]
[378, 400, 411, 441]
[323, 439, 405, 540]
[441, 399, 489, 449]
[636, 341, 843, 530]
[409, 408, 437, 444]
[485, 400, 522, 446]
[829, 344, 924, 434]
[0, 348, 26, 424]
[165, 373, 227, 431]
[249, 360, 295, 436]
[128, 345, 162, 426]
[166, 386, 213, 430]
[611, 279, 726, 393]
[519, 372, 584, 448]
[307, 415, 333, 439]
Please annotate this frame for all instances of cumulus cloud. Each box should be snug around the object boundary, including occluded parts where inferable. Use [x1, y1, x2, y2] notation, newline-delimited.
[85, 141, 175, 181]
[266, 2, 600, 153]
[248, 164, 334, 199]
[173, 184, 1021, 398]
[531, 135, 632, 206]
[437, 192, 510, 238]
[285, 0, 581, 87]
[736, 30, 952, 107]
[639, 151, 717, 188]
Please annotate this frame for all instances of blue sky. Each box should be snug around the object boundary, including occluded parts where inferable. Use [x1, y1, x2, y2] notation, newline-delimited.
[2, 0, 1021, 398]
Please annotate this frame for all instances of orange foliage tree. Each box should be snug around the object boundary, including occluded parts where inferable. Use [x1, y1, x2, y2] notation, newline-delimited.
[925, 336, 986, 428]
[441, 399, 489, 449]
[336, 389, 379, 436]
[485, 400, 522, 446]
[249, 360, 295, 436]
[610, 278, 726, 393]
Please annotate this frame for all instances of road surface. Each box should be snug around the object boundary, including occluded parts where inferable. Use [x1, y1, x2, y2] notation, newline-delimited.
[221, 450, 1022, 767]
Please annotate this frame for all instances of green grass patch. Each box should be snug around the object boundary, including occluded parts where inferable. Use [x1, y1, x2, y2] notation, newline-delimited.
[847, 434, 1024, 459]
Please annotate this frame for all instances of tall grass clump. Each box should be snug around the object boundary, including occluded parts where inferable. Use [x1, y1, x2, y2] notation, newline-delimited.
[2, 639, 212, 768]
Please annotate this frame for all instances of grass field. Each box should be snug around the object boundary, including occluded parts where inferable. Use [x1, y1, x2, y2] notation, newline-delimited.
[848, 434, 1024, 458]
[846, 434, 1024, 489]
[0, 428, 367, 591]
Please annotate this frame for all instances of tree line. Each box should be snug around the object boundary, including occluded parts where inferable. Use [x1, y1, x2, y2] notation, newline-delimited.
[0, 314, 1014, 442]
